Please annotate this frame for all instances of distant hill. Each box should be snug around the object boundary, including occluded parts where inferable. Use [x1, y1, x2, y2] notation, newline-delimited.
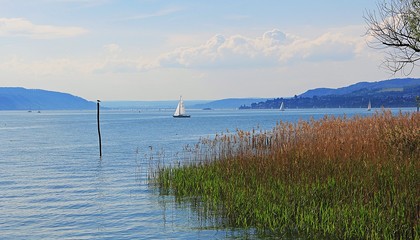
[299, 78, 420, 98]
[192, 98, 270, 109]
[240, 78, 420, 109]
[0, 87, 96, 110]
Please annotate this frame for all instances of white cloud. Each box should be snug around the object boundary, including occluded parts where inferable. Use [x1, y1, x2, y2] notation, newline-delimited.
[0, 43, 153, 77]
[284, 32, 359, 63]
[0, 54, 95, 76]
[93, 60, 140, 74]
[0, 18, 88, 39]
[0, 28, 369, 78]
[103, 43, 122, 55]
[155, 28, 366, 69]
[262, 29, 287, 44]
[93, 44, 155, 74]
[158, 33, 277, 68]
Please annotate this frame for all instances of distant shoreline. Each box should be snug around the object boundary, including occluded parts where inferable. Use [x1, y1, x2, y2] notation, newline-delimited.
[2, 78, 418, 110]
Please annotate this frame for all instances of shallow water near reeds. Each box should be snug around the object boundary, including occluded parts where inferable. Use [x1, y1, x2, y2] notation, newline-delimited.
[0, 108, 415, 239]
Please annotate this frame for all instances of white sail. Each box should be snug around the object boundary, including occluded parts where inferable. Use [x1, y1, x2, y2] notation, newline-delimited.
[279, 102, 285, 111]
[174, 102, 181, 116]
[173, 96, 190, 117]
[367, 100, 371, 111]
[179, 98, 186, 115]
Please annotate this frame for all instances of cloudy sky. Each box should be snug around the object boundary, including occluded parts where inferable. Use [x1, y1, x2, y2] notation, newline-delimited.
[1, 0, 418, 101]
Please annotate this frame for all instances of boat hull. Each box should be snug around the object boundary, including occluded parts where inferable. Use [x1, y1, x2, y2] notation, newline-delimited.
[173, 115, 190, 118]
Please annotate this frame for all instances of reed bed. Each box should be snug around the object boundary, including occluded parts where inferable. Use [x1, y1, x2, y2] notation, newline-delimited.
[152, 111, 420, 239]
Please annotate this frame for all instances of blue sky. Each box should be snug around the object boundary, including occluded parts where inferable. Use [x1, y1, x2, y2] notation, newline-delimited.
[1, 0, 418, 100]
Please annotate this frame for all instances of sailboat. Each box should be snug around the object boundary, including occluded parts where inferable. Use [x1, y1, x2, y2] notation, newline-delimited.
[367, 100, 372, 111]
[279, 101, 285, 111]
[173, 96, 190, 118]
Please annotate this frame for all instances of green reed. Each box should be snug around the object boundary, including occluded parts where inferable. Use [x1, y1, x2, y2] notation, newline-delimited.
[152, 111, 419, 239]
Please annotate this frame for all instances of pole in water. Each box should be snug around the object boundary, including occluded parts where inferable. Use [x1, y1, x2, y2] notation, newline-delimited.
[97, 100, 102, 157]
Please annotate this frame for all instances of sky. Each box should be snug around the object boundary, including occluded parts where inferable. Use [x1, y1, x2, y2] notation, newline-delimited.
[0, 0, 419, 101]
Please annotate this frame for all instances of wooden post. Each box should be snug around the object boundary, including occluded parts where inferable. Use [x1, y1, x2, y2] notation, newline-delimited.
[97, 100, 102, 157]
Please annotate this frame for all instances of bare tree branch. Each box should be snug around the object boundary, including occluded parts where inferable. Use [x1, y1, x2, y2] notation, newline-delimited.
[365, 0, 420, 74]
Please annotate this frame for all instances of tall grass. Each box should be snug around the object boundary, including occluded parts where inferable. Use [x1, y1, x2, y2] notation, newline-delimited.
[152, 111, 419, 239]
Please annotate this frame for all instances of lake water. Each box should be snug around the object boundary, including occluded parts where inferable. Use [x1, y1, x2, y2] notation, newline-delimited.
[0, 108, 415, 239]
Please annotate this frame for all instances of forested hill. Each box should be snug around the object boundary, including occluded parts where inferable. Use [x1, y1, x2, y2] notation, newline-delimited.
[0, 87, 96, 110]
[299, 78, 420, 98]
[240, 78, 420, 109]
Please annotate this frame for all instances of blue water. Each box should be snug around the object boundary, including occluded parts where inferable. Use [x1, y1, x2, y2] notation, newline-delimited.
[0, 108, 415, 239]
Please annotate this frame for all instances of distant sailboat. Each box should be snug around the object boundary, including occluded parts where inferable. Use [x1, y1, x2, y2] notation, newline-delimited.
[279, 101, 285, 111]
[367, 100, 372, 111]
[173, 96, 190, 118]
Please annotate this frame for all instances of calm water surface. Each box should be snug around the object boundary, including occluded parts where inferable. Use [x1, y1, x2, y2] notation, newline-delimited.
[0, 108, 414, 239]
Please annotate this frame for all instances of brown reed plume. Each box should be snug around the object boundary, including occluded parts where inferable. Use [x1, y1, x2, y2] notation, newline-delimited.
[153, 111, 419, 239]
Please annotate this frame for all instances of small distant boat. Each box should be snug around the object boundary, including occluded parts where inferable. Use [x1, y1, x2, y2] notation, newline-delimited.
[367, 100, 371, 111]
[173, 96, 190, 118]
[279, 102, 285, 111]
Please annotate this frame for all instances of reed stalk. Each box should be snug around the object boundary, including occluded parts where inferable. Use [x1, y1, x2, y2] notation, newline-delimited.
[152, 111, 419, 239]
